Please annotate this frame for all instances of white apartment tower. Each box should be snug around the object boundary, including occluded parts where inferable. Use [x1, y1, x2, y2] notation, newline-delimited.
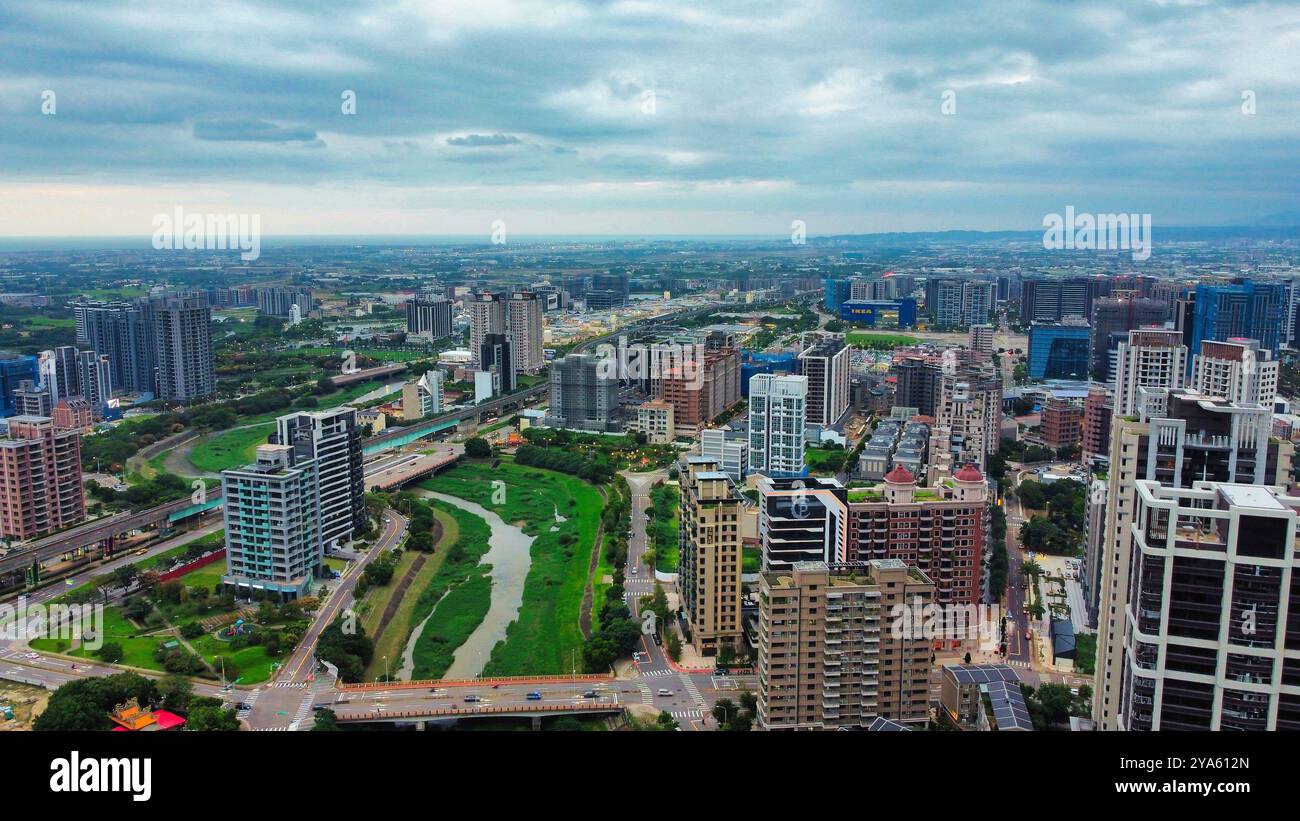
[274, 407, 365, 552]
[748, 374, 807, 477]
[469, 291, 506, 368]
[1113, 328, 1187, 417]
[507, 291, 544, 374]
[1192, 338, 1279, 407]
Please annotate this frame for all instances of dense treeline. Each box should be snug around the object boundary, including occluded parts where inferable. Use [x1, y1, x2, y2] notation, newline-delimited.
[515, 444, 616, 484]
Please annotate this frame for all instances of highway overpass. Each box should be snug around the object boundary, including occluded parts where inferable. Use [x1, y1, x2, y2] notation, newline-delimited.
[0, 491, 224, 575]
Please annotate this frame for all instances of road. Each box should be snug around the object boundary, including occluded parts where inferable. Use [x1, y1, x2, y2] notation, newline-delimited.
[621, 471, 751, 730]
[247, 509, 408, 730]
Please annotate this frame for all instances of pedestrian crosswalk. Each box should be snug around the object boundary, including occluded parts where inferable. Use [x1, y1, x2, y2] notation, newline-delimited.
[268, 680, 308, 689]
[236, 688, 260, 720]
[639, 668, 675, 678]
[636, 681, 653, 705]
[679, 674, 706, 709]
[255, 726, 291, 731]
[1005, 659, 1030, 668]
[670, 710, 703, 720]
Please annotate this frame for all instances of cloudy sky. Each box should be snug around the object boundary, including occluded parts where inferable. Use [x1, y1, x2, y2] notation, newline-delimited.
[1, 0, 1298, 238]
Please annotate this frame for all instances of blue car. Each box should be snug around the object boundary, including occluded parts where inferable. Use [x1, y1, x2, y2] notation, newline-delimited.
[526, 691, 542, 701]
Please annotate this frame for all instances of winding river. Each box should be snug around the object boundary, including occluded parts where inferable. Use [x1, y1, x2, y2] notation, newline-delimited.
[398, 489, 534, 680]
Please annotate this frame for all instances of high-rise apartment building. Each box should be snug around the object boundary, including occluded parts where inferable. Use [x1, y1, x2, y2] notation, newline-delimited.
[506, 291, 544, 374]
[660, 346, 740, 431]
[256, 286, 313, 319]
[747, 374, 807, 478]
[76, 351, 112, 415]
[846, 463, 988, 606]
[39, 346, 79, 401]
[405, 296, 454, 340]
[757, 560, 935, 730]
[0, 415, 85, 540]
[221, 443, 321, 600]
[401, 370, 443, 420]
[893, 356, 941, 417]
[1113, 328, 1187, 417]
[679, 457, 745, 655]
[479, 333, 515, 395]
[12, 381, 51, 417]
[77, 300, 156, 394]
[1092, 390, 1294, 729]
[1119, 481, 1300, 730]
[934, 365, 1002, 470]
[1082, 386, 1113, 465]
[757, 476, 848, 571]
[469, 291, 506, 368]
[1040, 397, 1083, 449]
[273, 408, 364, 552]
[799, 334, 850, 427]
[968, 324, 994, 357]
[634, 399, 676, 445]
[699, 427, 747, 483]
[1021, 277, 1108, 323]
[1192, 338, 1278, 407]
[154, 295, 215, 401]
[545, 353, 621, 433]
[1088, 296, 1169, 379]
[927, 279, 995, 329]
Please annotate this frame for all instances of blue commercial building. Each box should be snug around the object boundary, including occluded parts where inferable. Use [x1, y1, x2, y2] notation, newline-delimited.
[741, 351, 799, 396]
[1188, 281, 1286, 374]
[0, 353, 38, 418]
[823, 278, 854, 314]
[840, 298, 917, 328]
[1028, 323, 1090, 380]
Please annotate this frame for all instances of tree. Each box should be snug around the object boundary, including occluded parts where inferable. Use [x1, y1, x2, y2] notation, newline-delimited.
[185, 697, 240, 731]
[464, 437, 492, 459]
[95, 642, 124, 664]
[34, 673, 159, 731]
[157, 674, 194, 714]
[312, 708, 339, 731]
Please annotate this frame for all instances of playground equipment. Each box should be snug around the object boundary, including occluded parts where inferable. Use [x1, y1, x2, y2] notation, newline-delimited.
[222, 619, 250, 638]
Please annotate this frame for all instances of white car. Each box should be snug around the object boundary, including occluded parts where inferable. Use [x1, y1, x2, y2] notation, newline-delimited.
[631, 566, 638, 575]
[657, 688, 673, 697]
[25, 652, 39, 659]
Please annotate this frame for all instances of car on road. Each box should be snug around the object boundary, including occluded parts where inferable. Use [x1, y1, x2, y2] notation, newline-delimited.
[582, 690, 599, 698]
[312, 704, 329, 712]
[236, 702, 251, 710]
[652, 633, 662, 646]
[463, 694, 482, 703]
[657, 688, 673, 697]
[631, 566, 638, 575]
[24, 652, 39, 659]
[526, 691, 542, 701]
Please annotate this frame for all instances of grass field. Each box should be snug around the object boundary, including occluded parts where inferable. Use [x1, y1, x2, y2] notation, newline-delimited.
[188, 423, 275, 473]
[420, 459, 603, 676]
[360, 507, 463, 682]
[174, 558, 227, 593]
[410, 573, 492, 679]
[393, 501, 493, 680]
[845, 331, 920, 349]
